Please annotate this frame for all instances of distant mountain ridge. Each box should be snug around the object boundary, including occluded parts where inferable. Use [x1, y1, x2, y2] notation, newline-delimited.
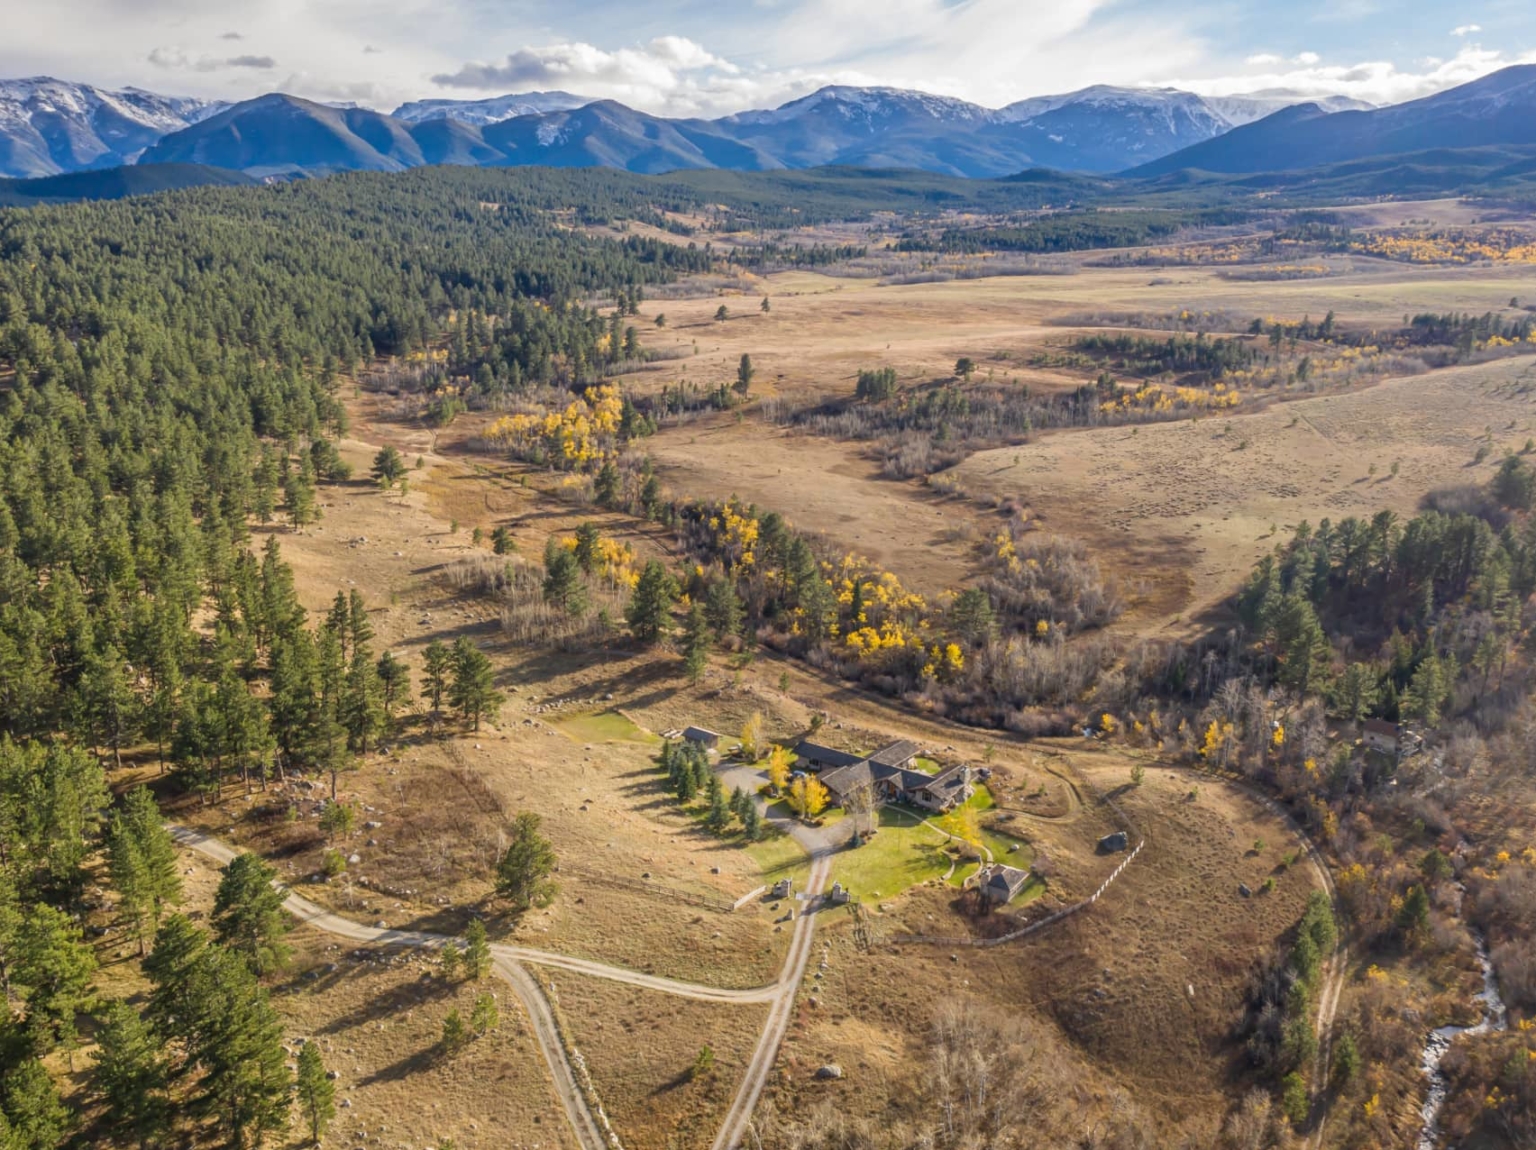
[1132, 64, 1536, 176]
[137, 82, 1375, 179]
[0, 77, 224, 177]
[391, 91, 592, 125]
[17, 69, 1536, 184]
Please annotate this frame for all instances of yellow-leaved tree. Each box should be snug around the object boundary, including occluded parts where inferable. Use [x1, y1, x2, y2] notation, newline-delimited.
[789, 776, 829, 820]
[766, 745, 792, 795]
[740, 712, 764, 762]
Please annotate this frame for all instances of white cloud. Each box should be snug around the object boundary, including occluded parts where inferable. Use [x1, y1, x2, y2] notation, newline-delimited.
[432, 38, 747, 113]
[1294, 51, 1321, 65]
[148, 46, 277, 72]
[1246, 53, 1284, 66]
[1166, 44, 1536, 107]
[1453, 24, 1482, 37]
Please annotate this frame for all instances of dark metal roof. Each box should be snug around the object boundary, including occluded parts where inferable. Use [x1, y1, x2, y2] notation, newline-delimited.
[793, 742, 864, 770]
[868, 740, 921, 768]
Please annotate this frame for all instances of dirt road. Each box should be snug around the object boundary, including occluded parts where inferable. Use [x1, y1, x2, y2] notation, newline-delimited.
[170, 821, 832, 1150]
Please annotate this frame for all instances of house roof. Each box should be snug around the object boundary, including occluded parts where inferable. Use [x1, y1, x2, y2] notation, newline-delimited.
[820, 760, 875, 798]
[682, 726, 721, 742]
[793, 742, 864, 770]
[1363, 719, 1399, 737]
[868, 740, 921, 768]
[924, 764, 971, 796]
[978, 864, 1030, 897]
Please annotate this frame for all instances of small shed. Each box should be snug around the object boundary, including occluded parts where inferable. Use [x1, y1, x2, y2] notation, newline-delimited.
[1362, 719, 1399, 755]
[683, 726, 722, 752]
[975, 864, 1032, 904]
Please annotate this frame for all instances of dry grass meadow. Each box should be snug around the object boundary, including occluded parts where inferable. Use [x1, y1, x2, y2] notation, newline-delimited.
[133, 204, 1536, 1148]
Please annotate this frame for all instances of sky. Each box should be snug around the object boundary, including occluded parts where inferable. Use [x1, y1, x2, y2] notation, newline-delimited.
[3, 0, 1536, 116]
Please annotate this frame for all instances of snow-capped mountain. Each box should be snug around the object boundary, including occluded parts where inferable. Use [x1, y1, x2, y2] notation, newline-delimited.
[391, 91, 593, 126]
[0, 77, 223, 178]
[1203, 91, 1374, 126]
[1133, 64, 1536, 177]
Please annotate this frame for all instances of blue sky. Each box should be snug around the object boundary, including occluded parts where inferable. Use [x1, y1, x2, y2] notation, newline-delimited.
[4, 0, 1533, 114]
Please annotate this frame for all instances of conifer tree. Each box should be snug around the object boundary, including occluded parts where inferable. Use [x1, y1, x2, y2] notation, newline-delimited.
[463, 919, 491, 981]
[92, 1000, 171, 1150]
[295, 1041, 336, 1146]
[470, 992, 499, 1036]
[420, 640, 451, 726]
[495, 812, 558, 911]
[682, 602, 711, 684]
[448, 638, 503, 731]
[626, 561, 678, 645]
[704, 579, 743, 645]
[211, 854, 291, 975]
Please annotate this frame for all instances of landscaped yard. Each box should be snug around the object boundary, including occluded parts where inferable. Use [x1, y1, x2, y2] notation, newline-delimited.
[832, 806, 957, 900]
[556, 709, 661, 745]
[745, 827, 812, 887]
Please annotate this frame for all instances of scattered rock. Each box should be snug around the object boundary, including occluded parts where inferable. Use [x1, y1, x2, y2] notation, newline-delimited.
[1238, 883, 1253, 898]
[814, 1064, 843, 1080]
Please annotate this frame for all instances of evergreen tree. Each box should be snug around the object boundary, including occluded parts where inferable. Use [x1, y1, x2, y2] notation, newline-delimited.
[12, 904, 96, 1054]
[735, 354, 755, 396]
[463, 919, 491, 980]
[211, 854, 291, 975]
[495, 812, 558, 911]
[742, 803, 763, 841]
[341, 652, 385, 754]
[189, 947, 293, 1149]
[420, 640, 451, 721]
[439, 941, 462, 982]
[542, 543, 587, 617]
[948, 588, 996, 647]
[683, 602, 711, 684]
[572, 522, 602, 575]
[284, 457, 319, 530]
[470, 992, 499, 1036]
[295, 1041, 335, 1146]
[106, 790, 180, 956]
[440, 1009, 468, 1054]
[375, 651, 409, 721]
[91, 1000, 171, 1150]
[491, 526, 515, 555]
[626, 561, 678, 645]
[594, 462, 621, 508]
[703, 579, 744, 645]
[705, 783, 732, 833]
[371, 446, 407, 490]
[448, 638, 503, 731]
[1, 1051, 70, 1150]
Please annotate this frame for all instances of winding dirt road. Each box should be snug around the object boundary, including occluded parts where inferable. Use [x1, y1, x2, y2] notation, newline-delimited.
[169, 812, 833, 1150]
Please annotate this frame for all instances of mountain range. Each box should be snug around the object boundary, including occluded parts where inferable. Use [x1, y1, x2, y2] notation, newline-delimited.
[1131, 65, 1536, 176]
[2, 75, 1373, 180]
[0, 77, 224, 178]
[7, 68, 1536, 186]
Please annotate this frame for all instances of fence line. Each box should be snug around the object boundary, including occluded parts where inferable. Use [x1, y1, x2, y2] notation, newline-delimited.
[895, 767, 1147, 949]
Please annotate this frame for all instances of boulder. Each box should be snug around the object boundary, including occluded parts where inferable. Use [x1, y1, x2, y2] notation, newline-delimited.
[814, 1064, 843, 1080]
[1098, 832, 1130, 854]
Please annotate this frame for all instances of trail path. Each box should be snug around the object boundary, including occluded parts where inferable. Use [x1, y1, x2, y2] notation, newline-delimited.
[170, 801, 835, 1150]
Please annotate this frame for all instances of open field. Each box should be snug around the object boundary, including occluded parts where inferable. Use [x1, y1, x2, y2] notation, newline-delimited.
[950, 354, 1536, 635]
[548, 973, 768, 1150]
[765, 744, 1330, 1143]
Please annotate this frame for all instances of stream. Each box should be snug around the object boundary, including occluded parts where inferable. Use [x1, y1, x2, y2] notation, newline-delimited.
[1415, 927, 1508, 1150]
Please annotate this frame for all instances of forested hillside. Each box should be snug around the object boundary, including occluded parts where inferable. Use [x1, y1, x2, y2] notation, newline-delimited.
[0, 168, 710, 1147]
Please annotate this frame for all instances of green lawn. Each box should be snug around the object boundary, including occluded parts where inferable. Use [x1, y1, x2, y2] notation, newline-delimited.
[745, 829, 811, 887]
[832, 807, 957, 900]
[555, 711, 660, 746]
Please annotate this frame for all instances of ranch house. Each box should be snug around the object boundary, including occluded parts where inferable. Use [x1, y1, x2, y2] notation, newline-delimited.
[794, 738, 974, 813]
